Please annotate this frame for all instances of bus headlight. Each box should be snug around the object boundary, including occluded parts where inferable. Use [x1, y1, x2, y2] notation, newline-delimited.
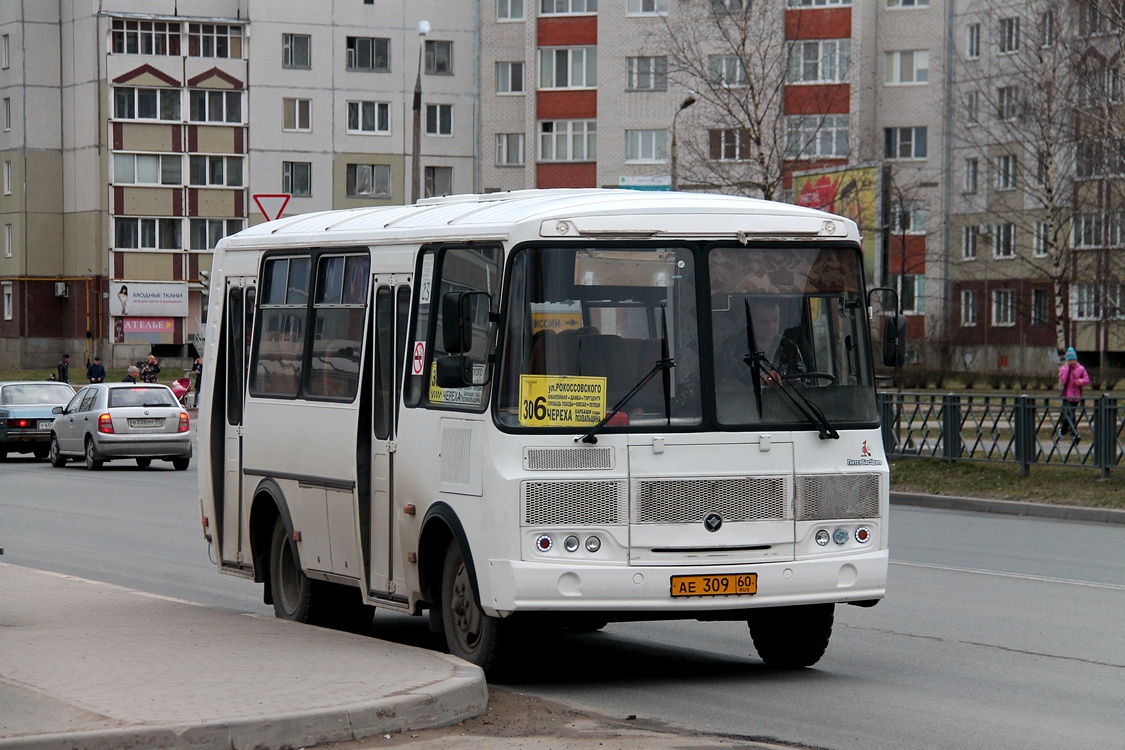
[563, 535, 580, 552]
[584, 535, 601, 553]
[815, 529, 831, 546]
[832, 528, 849, 545]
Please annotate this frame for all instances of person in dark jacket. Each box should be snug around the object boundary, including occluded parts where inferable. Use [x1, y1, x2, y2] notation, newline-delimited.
[122, 365, 139, 383]
[139, 354, 161, 383]
[57, 353, 70, 383]
[86, 356, 106, 383]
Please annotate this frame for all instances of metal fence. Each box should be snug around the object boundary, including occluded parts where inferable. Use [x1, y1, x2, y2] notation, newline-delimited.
[877, 392, 1123, 477]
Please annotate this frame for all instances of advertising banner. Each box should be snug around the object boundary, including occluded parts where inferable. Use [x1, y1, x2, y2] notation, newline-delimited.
[113, 282, 189, 318]
[793, 166, 879, 281]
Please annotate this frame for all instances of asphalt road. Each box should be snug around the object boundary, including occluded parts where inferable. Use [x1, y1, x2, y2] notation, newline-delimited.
[1, 457, 1122, 750]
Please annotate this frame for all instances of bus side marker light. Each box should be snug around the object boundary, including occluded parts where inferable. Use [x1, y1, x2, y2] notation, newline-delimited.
[585, 536, 601, 553]
[815, 529, 830, 546]
[407, 552, 417, 563]
[832, 528, 848, 545]
[855, 527, 871, 544]
[536, 535, 553, 552]
[403, 504, 416, 515]
[292, 531, 301, 542]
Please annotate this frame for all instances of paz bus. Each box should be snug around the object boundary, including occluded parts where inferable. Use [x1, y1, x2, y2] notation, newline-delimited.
[197, 189, 897, 675]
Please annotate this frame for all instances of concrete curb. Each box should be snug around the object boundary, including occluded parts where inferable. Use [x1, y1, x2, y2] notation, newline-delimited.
[0, 661, 487, 750]
[891, 491, 1125, 524]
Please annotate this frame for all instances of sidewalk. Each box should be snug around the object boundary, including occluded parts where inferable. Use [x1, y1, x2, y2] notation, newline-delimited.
[0, 564, 486, 750]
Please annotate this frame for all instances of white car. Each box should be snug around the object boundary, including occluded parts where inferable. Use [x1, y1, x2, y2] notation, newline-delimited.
[49, 382, 192, 470]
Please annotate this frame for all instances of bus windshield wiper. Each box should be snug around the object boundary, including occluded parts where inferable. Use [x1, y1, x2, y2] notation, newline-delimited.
[742, 300, 838, 440]
[577, 355, 675, 444]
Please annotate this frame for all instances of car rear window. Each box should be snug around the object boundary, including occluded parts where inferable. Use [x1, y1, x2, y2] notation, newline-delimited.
[109, 387, 177, 408]
[0, 384, 75, 406]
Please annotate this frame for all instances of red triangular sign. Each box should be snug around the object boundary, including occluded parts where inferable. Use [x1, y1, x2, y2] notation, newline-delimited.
[253, 194, 291, 221]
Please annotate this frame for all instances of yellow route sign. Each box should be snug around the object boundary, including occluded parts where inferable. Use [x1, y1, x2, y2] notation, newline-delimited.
[519, 375, 606, 426]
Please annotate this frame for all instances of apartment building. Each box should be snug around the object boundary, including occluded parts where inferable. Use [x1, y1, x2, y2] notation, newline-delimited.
[0, 0, 476, 369]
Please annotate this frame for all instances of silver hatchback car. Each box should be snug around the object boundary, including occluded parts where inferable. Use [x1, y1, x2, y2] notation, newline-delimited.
[49, 383, 192, 470]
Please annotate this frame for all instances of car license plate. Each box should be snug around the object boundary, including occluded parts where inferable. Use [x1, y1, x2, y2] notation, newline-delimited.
[129, 418, 164, 428]
[670, 573, 757, 598]
[37, 420, 53, 429]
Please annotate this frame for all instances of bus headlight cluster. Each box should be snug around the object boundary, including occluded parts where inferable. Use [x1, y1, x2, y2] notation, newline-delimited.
[813, 526, 872, 546]
[533, 534, 603, 554]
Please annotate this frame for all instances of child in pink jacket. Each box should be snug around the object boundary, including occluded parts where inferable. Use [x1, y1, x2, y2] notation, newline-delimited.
[1058, 348, 1090, 437]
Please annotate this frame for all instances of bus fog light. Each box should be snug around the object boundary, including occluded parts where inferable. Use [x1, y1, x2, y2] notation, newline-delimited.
[854, 526, 871, 544]
[563, 535, 580, 552]
[815, 529, 830, 546]
[832, 528, 848, 545]
[535, 535, 553, 552]
[585, 536, 601, 553]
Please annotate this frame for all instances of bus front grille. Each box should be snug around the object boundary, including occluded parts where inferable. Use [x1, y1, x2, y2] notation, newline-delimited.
[633, 477, 790, 524]
[795, 473, 881, 520]
[523, 480, 628, 525]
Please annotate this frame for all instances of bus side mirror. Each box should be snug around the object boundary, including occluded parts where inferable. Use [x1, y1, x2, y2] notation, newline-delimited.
[882, 314, 906, 367]
[435, 354, 473, 388]
[442, 291, 480, 354]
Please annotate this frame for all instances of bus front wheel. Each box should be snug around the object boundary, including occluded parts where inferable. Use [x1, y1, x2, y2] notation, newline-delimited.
[748, 603, 834, 669]
[440, 539, 508, 675]
[269, 516, 315, 622]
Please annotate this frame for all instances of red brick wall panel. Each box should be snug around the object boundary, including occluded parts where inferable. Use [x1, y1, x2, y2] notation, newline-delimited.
[537, 16, 597, 46]
[786, 8, 851, 39]
[537, 90, 597, 120]
[537, 162, 596, 188]
[784, 84, 850, 115]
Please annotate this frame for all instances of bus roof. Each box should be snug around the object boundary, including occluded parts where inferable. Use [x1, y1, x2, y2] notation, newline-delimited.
[219, 189, 860, 251]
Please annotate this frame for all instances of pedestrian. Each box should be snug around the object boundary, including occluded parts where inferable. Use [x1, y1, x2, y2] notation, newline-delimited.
[192, 357, 203, 395]
[139, 354, 161, 384]
[86, 356, 106, 383]
[57, 353, 70, 383]
[46, 373, 56, 381]
[122, 365, 139, 383]
[1058, 347, 1090, 440]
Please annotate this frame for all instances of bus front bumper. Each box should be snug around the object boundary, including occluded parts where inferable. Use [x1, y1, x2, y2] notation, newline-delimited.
[482, 549, 888, 616]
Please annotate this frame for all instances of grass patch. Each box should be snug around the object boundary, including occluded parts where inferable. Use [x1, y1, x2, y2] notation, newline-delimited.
[891, 457, 1125, 509]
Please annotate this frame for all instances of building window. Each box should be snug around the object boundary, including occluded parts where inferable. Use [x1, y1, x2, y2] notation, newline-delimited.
[111, 19, 181, 55]
[188, 90, 242, 123]
[961, 289, 977, 326]
[346, 37, 390, 72]
[3, 224, 11, 259]
[964, 158, 978, 193]
[627, 0, 670, 16]
[627, 56, 667, 91]
[346, 101, 390, 134]
[996, 153, 1017, 190]
[1081, 2, 1111, 36]
[1041, 10, 1056, 47]
[540, 0, 597, 14]
[188, 155, 243, 187]
[625, 129, 668, 163]
[1, 35, 9, 69]
[994, 223, 1016, 257]
[1032, 288, 1051, 326]
[992, 289, 1016, 326]
[425, 40, 453, 74]
[114, 217, 182, 250]
[282, 161, 311, 196]
[708, 55, 747, 87]
[282, 34, 311, 69]
[887, 0, 929, 6]
[113, 153, 182, 186]
[539, 120, 597, 162]
[3, 161, 10, 195]
[496, 133, 525, 165]
[891, 201, 926, 234]
[967, 23, 980, 58]
[188, 23, 242, 59]
[892, 275, 924, 314]
[426, 104, 453, 136]
[711, 128, 749, 161]
[789, 40, 850, 84]
[1036, 149, 1049, 183]
[962, 225, 979, 259]
[1034, 222, 1050, 257]
[2, 283, 11, 320]
[346, 163, 392, 198]
[999, 17, 1020, 54]
[1073, 283, 1099, 320]
[885, 50, 928, 84]
[785, 115, 850, 159]
[498, 0, 525, 21]
[496, 62, 525, 94]
[3, 98, 10, 131]
[114, 87, 181, 121]
[539, 47, 597, 89]
[425, 166, 453, 198]
[190, 218, 244, 250]
[884, 127, 927, 159]
[1073, 211, 1102, 247]
[964, 91, 979, 124]
[283, 98, 312, 131]
[997, 86, 1019, 120]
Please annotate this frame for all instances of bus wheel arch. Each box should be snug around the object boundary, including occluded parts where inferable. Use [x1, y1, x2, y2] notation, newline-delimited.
[418, 503, 478, 609]
[248, 479, 295, 601]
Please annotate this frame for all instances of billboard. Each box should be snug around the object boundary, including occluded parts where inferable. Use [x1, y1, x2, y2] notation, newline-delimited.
[792, 166, 879, 281]
[113, 282, 189, 318]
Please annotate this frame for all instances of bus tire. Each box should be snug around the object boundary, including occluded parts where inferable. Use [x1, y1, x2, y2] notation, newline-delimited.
[748, 603, 834, 669]
[440, 539, 508, 676]
[269, 516, 316, 623]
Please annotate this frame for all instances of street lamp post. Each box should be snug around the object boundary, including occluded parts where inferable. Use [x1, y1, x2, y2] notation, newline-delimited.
[411, 20, 430, 204]
[670, 95, 697, 192]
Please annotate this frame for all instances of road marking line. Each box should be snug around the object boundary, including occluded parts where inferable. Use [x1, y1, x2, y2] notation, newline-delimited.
[892, 560, 1125, 591]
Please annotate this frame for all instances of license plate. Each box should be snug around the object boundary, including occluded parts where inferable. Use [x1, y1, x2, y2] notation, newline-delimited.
[670, 573, 757, 598]
[129, 418, 164, 429]
[37, 420, 53, 429]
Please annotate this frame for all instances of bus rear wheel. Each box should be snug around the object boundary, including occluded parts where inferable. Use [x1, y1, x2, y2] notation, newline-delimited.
[440, 539, 509, 676]
[748, 603, 834, 669]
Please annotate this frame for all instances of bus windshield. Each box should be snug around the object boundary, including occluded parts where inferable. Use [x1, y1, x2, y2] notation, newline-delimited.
[496, 243, 876, 431]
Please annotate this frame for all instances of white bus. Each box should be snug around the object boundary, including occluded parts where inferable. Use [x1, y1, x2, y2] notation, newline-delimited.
[197, 189, 897, 675]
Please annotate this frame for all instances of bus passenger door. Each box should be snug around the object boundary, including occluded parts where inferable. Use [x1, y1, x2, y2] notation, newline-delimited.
[220, 282, 254, 568]
[368, 283, 411, 600]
